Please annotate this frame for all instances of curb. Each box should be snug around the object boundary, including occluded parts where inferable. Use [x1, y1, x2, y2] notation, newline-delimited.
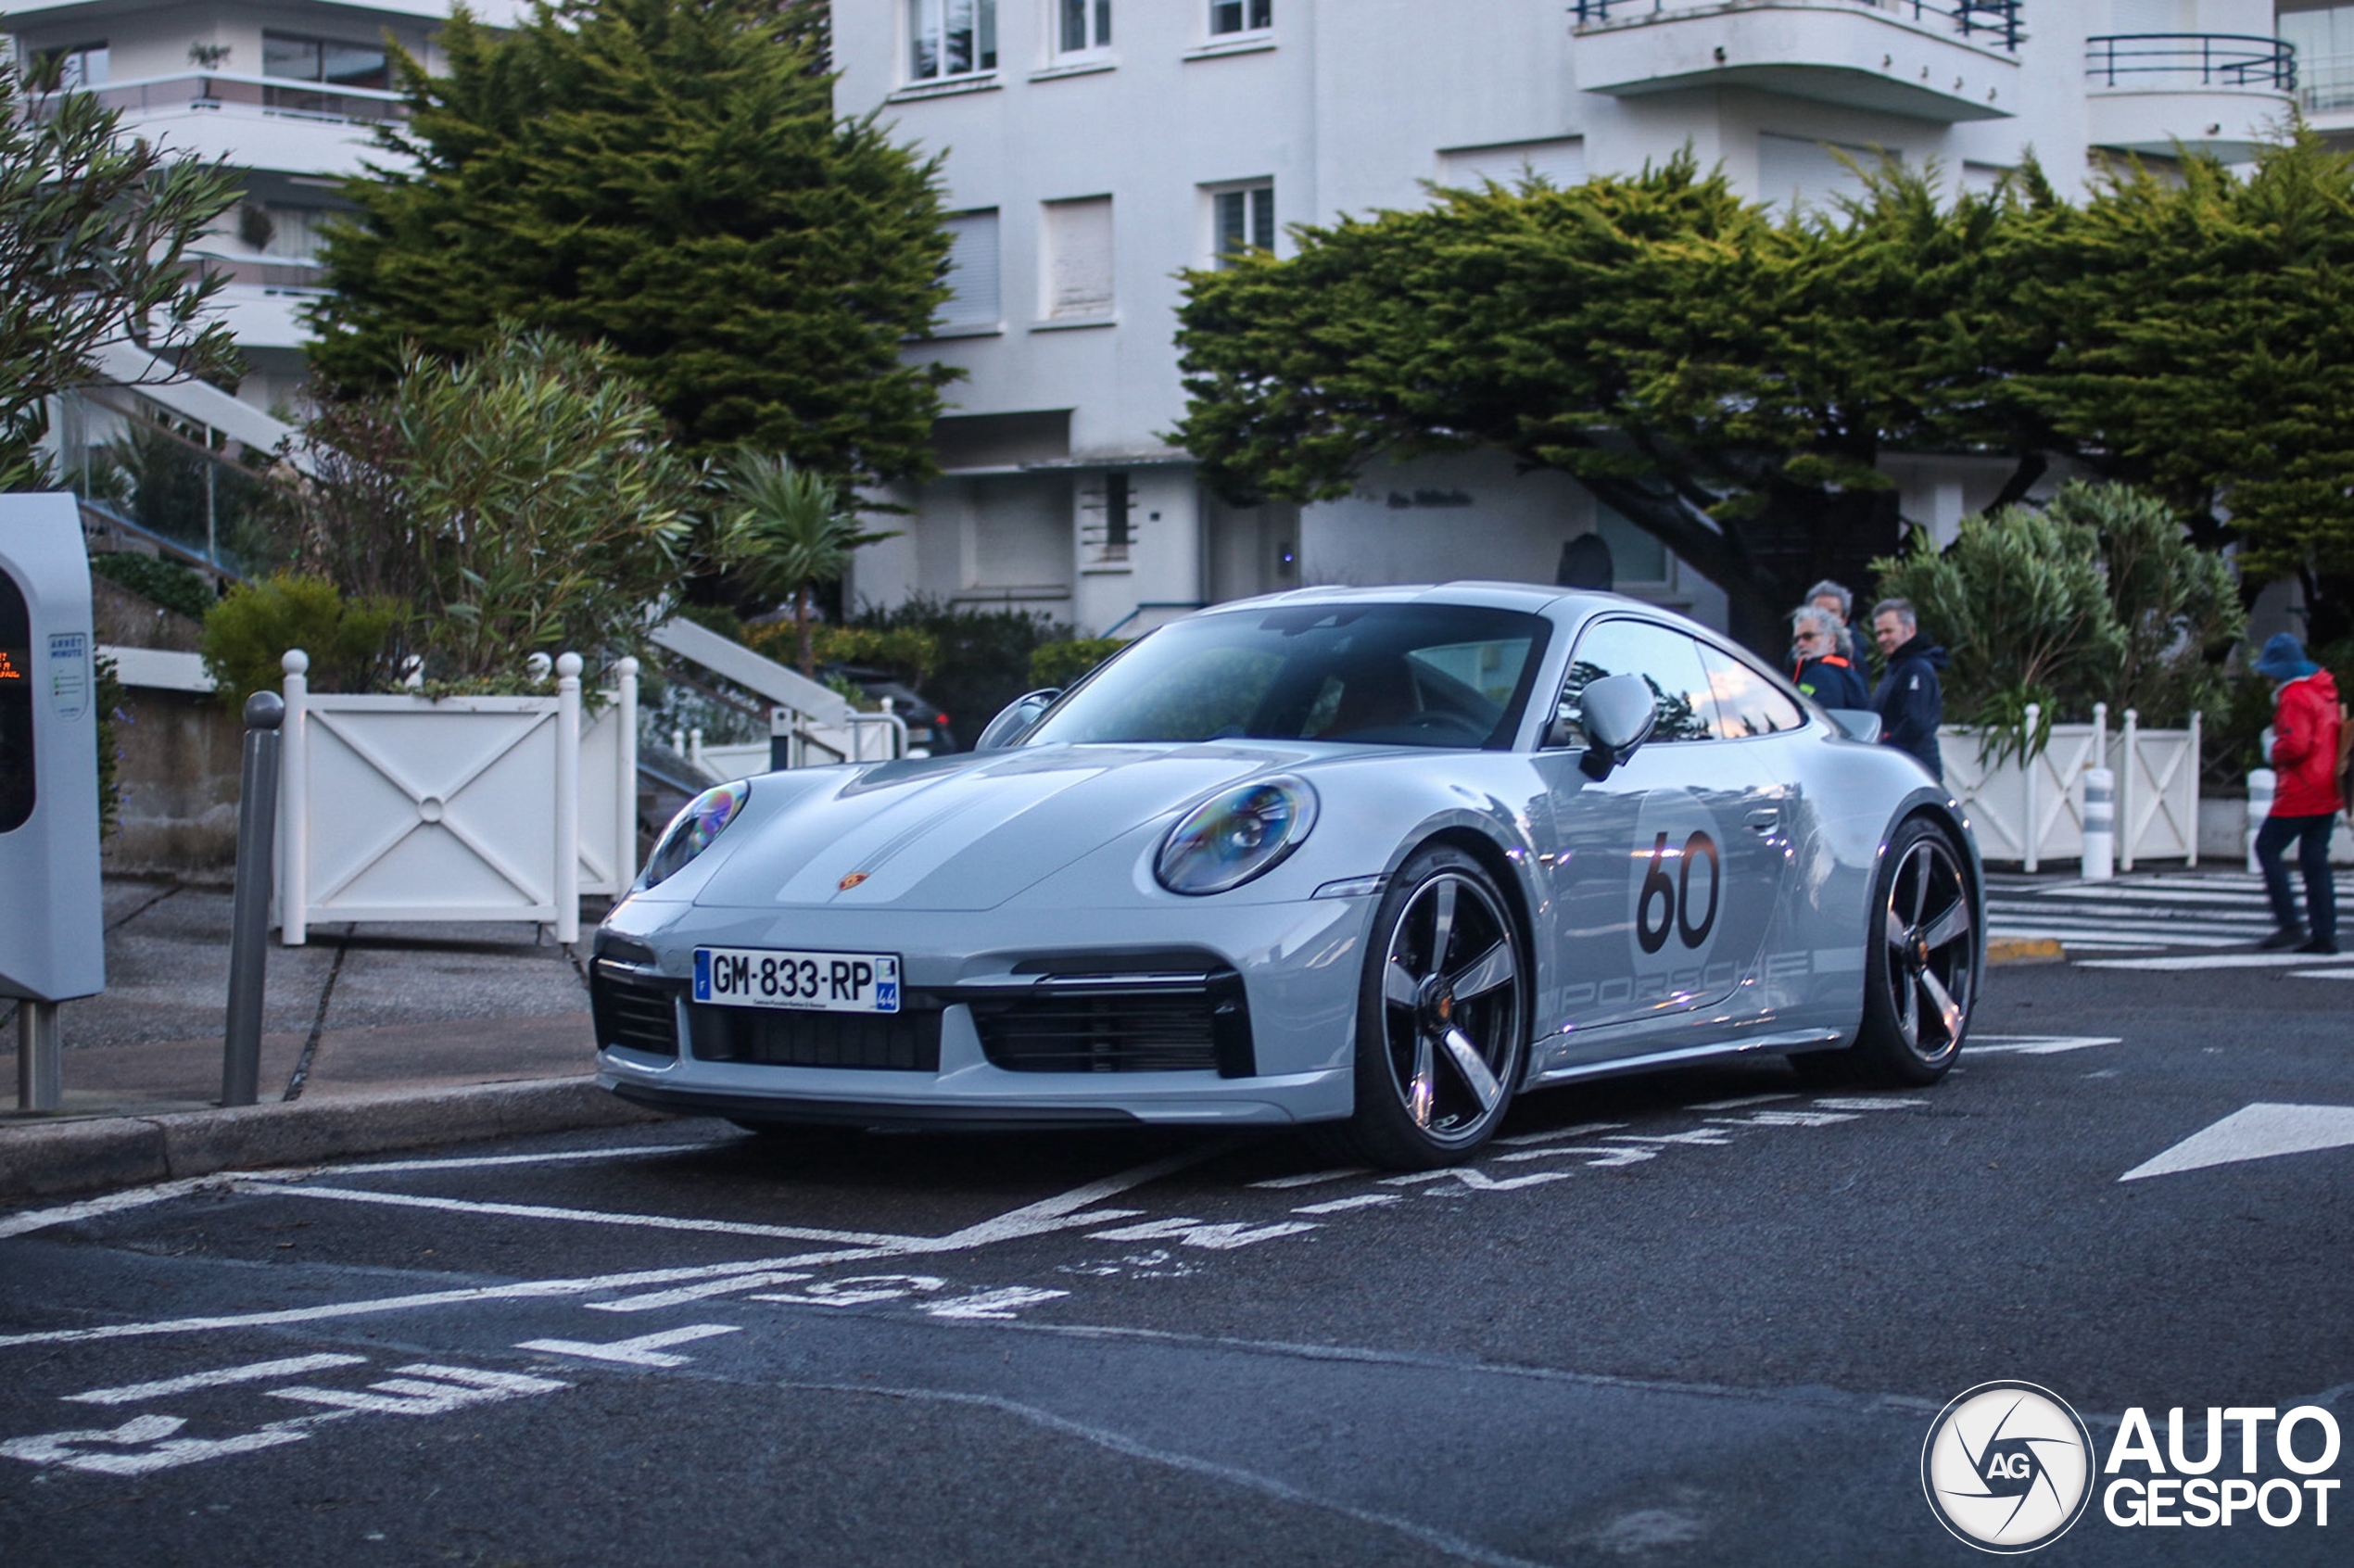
[1987, 937, 2066, 967]
[0, 1077, 668, 1205]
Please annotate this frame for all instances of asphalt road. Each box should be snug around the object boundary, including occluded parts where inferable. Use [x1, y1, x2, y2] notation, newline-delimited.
[2, 961, 2348, 1567]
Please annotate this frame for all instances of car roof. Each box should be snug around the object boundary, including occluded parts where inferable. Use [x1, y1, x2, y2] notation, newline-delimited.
[1196, 582, 1665, 623]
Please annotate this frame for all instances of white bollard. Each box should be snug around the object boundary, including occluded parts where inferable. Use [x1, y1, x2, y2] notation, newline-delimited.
[554, 652, 581, 945]
[2081, 767, 2115, 881]
[2246, 768, 2276, 874]
[280, 649, 310, 947]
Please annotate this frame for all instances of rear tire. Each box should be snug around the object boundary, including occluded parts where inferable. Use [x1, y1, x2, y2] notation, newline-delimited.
[1813, 816, 1977, 1087]
[1325, 846, 1529, 1170]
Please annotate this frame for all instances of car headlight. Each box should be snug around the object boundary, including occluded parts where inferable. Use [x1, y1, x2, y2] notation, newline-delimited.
[639, 780, 750, 890]
[1156, 777, 1318, 896]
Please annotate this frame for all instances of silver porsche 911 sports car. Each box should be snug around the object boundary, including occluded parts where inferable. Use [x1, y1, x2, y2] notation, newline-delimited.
[592, 585, 1982, 1169]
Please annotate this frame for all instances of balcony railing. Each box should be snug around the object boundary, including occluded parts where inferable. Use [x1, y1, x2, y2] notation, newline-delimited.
[2084, 35, 2295, 92]
[1571, 0, 2023, 53]
[60, 70, 410, 125]
[194, 255, 334, 292]
[2301, 50, 2354, 112]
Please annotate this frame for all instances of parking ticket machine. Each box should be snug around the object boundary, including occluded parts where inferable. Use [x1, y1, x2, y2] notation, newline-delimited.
[1, 494, 105, 1109]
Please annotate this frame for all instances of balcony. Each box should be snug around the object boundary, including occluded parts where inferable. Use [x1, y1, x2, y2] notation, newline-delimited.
[37, 70, 409, 178]
[2083, 35, 2297, 161]
[1571, 0, 2022, 122]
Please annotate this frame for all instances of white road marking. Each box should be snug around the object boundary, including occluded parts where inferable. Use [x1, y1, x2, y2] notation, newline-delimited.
[66, 1354, 369, 1406]
[0, 1175, 246, 1242]
[0, 1410, 353, 1476]
[266, 1363, 567, 1417]
[1087, 1217, 1321, 1250]
[2080, 953, 2354, 971]
[516, 1324, 741, 1367]
[313, 1144, 716, 1178]
[1247, 1168, 1370, 1190]
[1706, 1110, 1859, 1128]
[2290, 967, 2354, 980]
[2120, 1103, 2354, 1182]
[1965, 1036, 2123, 1056]
[0, 1153, 1209, 1351]
[1686, 1094, 1800, 1112]
[243, 1183, 924, 1246]
[1495, 1121, 1628, 1146]
[1804, 1098, 1929, 1112]
[748, 1275, 946, 1309]
[586, 1271, 815, 1312]
[2031, 883, 2272, 905]
[1604, 1130, 1737, 1148]
[1494, 1144, 1655, 1167]
[921, 1286, 1070, 1321]
[1292, 1194, 1400, 1215]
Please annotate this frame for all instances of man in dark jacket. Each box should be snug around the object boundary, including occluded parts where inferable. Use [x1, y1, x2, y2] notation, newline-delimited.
[1791, 605, 1868, 710]
[1869, 598, 1946, 781]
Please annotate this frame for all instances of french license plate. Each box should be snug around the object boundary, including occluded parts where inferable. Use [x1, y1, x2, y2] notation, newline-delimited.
[692, 947, 902, 1014]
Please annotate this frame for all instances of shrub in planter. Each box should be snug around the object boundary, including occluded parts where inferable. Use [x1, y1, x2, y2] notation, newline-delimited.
[200, 574, 405, 706]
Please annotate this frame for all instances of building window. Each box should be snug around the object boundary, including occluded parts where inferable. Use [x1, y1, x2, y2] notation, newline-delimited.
[1060, 0, 1111, 54]
[1212, 183, 1274, 268]
[32, 41, 108, 89]
[1042, 196, 1114, 320]
[1082, 472, 1133, 563]
[1210, 0, 1272, 35]
[937, 209, 1001, 331]
[263, 32, 390, 89]
[909, 0, 997, 82]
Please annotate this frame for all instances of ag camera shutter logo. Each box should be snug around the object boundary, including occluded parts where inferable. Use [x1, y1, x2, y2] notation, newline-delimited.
[1922, 1382, 2095, 1552]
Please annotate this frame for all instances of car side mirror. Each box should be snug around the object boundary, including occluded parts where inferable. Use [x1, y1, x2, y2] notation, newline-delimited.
[1825, 707, 1882, 744]
[1576, 674, 1659, 780]
[974, 688, 1062, 752]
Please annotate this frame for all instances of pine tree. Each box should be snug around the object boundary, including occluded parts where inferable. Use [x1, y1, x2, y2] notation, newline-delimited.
[308, 0, 954, 488]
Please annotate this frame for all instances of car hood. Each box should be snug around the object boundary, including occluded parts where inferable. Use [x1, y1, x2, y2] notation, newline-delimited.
[691, 741, 1325, 911]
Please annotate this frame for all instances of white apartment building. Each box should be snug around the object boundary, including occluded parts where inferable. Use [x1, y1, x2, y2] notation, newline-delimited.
[837, 0, 2304, 636]
[6, 0, 525, 413]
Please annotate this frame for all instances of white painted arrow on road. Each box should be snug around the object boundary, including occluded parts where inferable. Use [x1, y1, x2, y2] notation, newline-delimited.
[2120, 1103, 2354, 1182]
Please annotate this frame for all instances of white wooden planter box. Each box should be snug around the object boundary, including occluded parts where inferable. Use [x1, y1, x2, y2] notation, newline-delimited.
[1939, 704, 2200, 871]
[275, 651, 639, 944]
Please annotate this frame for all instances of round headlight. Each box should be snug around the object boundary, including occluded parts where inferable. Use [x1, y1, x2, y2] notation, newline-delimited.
[1156, 778, 1318, 896]
[639, 780, 750, 890]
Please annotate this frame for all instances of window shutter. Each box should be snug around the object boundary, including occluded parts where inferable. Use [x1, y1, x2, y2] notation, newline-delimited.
[1044, 196, 1114, 319]
[940, 209, 1000, 329]
[1758, 133, 1874, 213]
[1438, 137, 1586, 192]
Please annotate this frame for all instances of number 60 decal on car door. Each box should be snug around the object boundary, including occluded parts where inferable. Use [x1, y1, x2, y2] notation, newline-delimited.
[1621, 790, 1740, 1017]
[1635, 829, 1720, 954]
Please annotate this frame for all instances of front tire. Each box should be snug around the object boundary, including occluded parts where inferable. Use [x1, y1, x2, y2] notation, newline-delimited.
[1326, 846, 1529, 1170]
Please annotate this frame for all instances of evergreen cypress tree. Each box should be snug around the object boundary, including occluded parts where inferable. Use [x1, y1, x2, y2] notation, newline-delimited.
[309, 0, 953, 488]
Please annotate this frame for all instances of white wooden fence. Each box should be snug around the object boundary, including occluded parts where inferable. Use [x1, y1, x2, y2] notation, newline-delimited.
[1939, 703, 2201, 871]
[275, 651, 639, 944]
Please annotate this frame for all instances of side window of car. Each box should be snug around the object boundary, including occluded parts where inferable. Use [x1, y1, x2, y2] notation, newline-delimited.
[1550, 619, 1717, 747]
[1699, 644, 1806, 739]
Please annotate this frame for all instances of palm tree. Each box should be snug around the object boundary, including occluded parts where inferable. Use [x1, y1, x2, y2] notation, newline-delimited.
[719, 451, 895, 676]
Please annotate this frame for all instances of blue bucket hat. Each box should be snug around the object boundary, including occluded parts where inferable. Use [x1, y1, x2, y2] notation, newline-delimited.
[2252, 632, 2320, 683]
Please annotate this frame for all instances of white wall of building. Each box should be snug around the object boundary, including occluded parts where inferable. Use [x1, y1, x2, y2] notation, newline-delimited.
[837, 0, 2300, 637]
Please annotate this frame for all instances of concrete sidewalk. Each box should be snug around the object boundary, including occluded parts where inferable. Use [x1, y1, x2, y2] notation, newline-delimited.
[2, 878, 662, 1201]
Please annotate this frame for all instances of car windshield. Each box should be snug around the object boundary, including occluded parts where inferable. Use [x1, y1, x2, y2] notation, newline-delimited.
[1021, 601, 1552, 750]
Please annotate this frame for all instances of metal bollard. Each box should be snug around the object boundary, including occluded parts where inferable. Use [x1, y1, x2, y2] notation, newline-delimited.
[17, 1001, 61, 1112]
[2246, 769, 2276, 875]
[221, 691, 285, 1107]
[2081, 767, 2115, 881]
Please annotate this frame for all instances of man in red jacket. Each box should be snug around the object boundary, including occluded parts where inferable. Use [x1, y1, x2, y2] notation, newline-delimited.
[2253, 634, 2343, 955]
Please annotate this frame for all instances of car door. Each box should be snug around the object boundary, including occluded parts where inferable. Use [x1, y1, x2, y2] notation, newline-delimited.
[1694, 639, 1811, 1014]
[1531, 617, 1750, 1050]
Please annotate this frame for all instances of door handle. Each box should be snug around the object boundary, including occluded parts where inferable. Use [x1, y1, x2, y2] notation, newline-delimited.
[1744, 808, 1780, 833]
